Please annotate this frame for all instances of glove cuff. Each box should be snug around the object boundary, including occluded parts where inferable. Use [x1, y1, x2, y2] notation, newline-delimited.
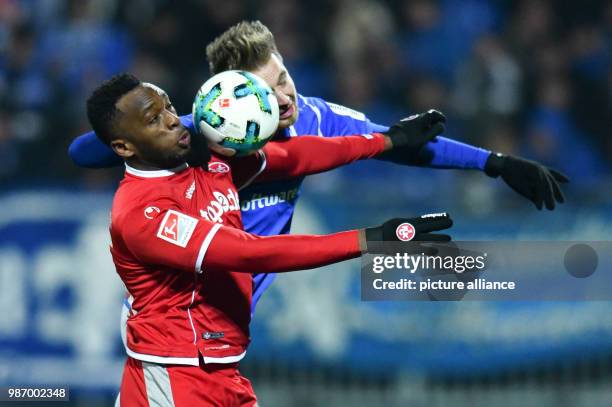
[365, 225, 384, 242]
[484, 152, 505, 178]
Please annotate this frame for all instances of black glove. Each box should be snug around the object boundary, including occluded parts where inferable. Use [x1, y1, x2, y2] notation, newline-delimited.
[484, 153, 569, 210]
[366, 213, 453, 242]
[378, 109, 446, 165]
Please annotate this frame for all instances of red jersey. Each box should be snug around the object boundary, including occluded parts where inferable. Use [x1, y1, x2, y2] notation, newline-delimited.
[108, 133, 386, 366]
[111, 154, 260, 365]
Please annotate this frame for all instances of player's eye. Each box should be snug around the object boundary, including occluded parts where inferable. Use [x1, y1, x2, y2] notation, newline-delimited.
[149, 114, 160, 124]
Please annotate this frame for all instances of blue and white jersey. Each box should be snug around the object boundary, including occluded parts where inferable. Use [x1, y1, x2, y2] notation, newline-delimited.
[242, 95, 387, 310]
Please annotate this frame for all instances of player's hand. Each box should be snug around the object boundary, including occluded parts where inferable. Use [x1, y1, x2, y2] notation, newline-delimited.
[378, 109, 446, 164]
[208, 142, 237, 157]
[364, 212, 453, 254]
[365, 212, 453, 242]
[484, 153, 569, 210]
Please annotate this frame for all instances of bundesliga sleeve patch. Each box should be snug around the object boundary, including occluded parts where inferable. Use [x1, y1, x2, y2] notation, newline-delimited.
[156, 210, 198, 247]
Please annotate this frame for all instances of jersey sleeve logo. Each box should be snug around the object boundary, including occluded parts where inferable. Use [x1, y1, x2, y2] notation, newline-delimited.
[156, 210, 198, 247]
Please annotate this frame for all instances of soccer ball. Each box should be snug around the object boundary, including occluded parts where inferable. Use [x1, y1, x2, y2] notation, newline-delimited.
[192, 70, 279, 156]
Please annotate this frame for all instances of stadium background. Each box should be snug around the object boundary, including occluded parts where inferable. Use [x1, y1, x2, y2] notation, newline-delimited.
[1, 0, 611, 406]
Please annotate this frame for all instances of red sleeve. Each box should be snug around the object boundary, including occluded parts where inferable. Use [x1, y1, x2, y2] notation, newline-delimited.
[116, 197, 221, 273]
[116, 195, 361, 273]
[256, 133, 387, 182]
[203, 228, 361, 273]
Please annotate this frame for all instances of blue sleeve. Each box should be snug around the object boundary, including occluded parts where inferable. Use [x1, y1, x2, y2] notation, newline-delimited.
[305, 97, 388, 136]
[309, 97, 491, 171]
[420, 136, 491, 170]
[68, 114, 196, 168]
[68, 131, 121, 168]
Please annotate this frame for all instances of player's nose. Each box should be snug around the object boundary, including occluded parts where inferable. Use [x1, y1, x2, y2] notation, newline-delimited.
[166, 111, 180, 128]
[275, 90, 291, 105]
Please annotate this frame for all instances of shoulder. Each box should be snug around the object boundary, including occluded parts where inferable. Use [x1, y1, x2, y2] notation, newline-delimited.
[299, 95, 368, 125]
[299, 95, 364, 119]
[111, 177, 184, 225]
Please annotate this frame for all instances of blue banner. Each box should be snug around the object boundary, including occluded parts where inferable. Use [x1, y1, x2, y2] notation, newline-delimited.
[1, 190, 612, 391]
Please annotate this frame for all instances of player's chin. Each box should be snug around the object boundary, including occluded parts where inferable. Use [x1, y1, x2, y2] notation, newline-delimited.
[164, 146, 191, 167]
[176, 145, 191, 159]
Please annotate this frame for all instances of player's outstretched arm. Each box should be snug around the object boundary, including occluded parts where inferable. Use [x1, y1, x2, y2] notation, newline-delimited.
[315, 99, 570, 209]
[119, 201, 452, 274]
[204, 213, 453, 273]
[251, 112, 458, 183]
[253, 132, 389, 182]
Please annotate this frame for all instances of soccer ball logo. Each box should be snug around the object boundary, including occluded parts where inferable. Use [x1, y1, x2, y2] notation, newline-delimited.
[395, 223, 416, 241]
[193, 71, 280, 156]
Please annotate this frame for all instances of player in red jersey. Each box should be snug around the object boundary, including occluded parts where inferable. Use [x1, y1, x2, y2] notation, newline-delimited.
[86, 73, 453, 406]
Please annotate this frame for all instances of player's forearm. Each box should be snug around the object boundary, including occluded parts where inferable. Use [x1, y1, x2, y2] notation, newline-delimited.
[204, 228, 363, 273]
[258, 133, 387, 182]
[414, 136, 491, 170]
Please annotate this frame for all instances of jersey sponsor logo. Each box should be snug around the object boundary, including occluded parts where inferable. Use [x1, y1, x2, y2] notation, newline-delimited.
[156, 210, 198, 247]
[396, 222, 416, 241]
[185, 181, 196, 199]
[200, 188, 240, 223]
[208, 161, 230, 174]
[326, 102, 366, 121]
[144, 206, 161, 219]
[240, 187, 299, 211]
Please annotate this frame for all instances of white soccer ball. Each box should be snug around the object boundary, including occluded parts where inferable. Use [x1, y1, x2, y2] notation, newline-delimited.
[192, 70, 279, 156]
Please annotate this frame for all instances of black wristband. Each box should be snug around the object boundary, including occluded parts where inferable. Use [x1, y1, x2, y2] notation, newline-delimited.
[484, 152, 505, 178]
[365, 225, 384, 242]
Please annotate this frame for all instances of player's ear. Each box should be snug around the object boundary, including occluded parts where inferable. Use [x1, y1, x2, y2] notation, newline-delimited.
[111, 138, 136, 159]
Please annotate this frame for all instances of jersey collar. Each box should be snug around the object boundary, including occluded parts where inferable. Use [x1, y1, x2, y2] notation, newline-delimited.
[125, 163, 189, 178]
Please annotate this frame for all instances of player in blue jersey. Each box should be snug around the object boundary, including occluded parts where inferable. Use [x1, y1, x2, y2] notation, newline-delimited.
[69, 21, 568, 314]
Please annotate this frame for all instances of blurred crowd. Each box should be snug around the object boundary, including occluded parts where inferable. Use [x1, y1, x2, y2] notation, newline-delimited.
[0, 0, 610, 187]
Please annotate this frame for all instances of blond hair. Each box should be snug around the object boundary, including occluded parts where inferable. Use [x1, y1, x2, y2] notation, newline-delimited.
[206, 20, 281, 74]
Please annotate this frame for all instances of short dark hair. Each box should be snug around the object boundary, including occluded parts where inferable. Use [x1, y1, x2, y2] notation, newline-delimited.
[206, 20, 281, 74]
[86, 73, 141, 145]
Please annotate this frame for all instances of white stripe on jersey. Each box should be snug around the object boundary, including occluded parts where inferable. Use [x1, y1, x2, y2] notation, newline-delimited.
[302, 98, 323, 136]
[125, 346, 199, 366]
[203, 351, 247, 364]
[195, 223, 222, 273]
